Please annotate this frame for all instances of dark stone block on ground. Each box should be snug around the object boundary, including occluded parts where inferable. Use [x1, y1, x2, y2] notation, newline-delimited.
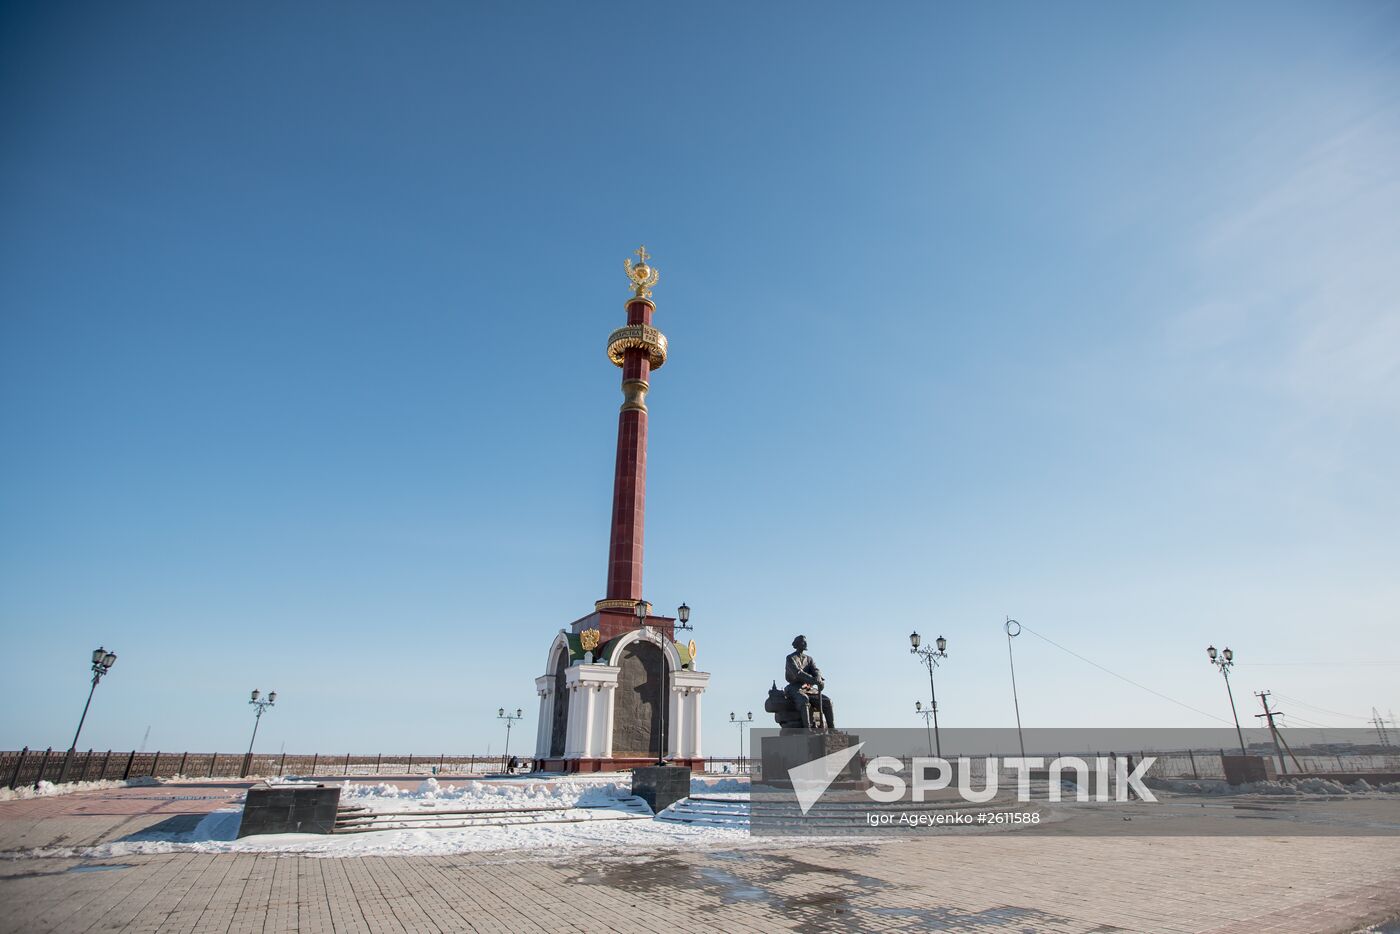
[631, 765, 691, 814]
[1222, 755, 1276, 786]
[237, 783, 342, 837]
[759, 731, 865, 788]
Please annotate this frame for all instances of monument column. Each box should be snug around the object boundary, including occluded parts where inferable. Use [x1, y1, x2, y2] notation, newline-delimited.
[597, 247, 667, 613]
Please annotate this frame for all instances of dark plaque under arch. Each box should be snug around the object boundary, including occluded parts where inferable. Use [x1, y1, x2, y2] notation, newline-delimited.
[613, 641, 663, 758]
[549, 650, 568, 758]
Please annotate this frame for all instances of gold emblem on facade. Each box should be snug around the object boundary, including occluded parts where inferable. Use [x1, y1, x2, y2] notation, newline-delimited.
[624, 245, 659, 299]
[580, 628, 601, 652]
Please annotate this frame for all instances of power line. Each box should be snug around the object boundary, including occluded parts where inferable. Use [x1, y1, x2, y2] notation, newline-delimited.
[1273, 711, 1348, 730]
[1017, 622, 1234, 725]
[1270, 693, 1371, 723]
[1243, 662, 1400, 667]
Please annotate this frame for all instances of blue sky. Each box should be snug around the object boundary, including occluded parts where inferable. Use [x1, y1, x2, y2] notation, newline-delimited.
[2, 2, 1397, 758]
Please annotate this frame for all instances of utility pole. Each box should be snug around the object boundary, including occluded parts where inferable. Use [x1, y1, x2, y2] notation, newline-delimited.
[1372, 708, 1394, 748]
[1254, 692, 1302, 774]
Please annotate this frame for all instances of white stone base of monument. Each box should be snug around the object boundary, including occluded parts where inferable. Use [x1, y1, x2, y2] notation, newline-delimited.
[532, 627, 709, 772]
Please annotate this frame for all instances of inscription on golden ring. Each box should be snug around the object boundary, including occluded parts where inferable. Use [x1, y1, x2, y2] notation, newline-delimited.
[606, 324, 667, 369]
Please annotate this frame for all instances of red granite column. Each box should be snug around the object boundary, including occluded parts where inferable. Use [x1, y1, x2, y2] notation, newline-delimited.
[605, 298, 655, 604]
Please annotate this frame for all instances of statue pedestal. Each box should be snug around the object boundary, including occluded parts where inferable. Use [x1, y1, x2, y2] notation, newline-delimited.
[758, 731, 864, 788]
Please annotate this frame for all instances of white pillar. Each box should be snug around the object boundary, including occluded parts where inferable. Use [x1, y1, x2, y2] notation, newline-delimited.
[533, 675, 554, 759]
[601, 683, 617, 758]
[563, 683, 582, 758]
[672, 670, 710, 761]
[689, 689, 703, 758]
[668, 677, 682, 759]
[580, 683, 597, 758]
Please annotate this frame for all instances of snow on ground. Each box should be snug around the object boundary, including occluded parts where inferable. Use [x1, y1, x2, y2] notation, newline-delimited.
[4, 774, 762, 860]
[0, 776, 160, 802]
[1147, 777, 1400, 797]
[336, 775, 638, 813]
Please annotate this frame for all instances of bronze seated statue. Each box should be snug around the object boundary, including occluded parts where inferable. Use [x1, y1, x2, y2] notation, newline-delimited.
[763, 634, 836, 731]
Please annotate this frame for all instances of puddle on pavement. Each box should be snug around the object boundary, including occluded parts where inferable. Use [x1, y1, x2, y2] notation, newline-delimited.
[69, 863, 135, 873]
[565, 847, 900, 929]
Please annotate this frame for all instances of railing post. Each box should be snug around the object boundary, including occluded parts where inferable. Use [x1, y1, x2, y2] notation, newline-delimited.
[57, 748, 75, 785]
[178, 752, 188, 777]
[151, 752, 161, 777]
[438, 753, 444, 773]
[7, 747, 27, 790]
[34, 748, 52, 788]
[99, 749, 112, 780]
[375, 753, 381, 775]
[278, 752, 286, 777]
[209, 753, 218, 778]
[1187, 749, 1199, 779]
[78, 749, 94, 782]
[406, 754, 413, 774]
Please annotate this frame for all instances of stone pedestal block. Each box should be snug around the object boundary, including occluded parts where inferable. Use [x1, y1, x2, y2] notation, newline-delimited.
[1222, 755, 1277, 786]
[631, 765, 691, 814]
[759, 731, 865, 787]
[237, 783, 341, 837]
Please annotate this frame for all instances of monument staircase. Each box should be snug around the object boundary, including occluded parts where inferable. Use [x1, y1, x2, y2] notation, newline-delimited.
[332, 797, 652, 834]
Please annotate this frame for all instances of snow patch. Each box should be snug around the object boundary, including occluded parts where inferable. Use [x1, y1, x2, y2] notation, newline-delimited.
[0, 777, 160, 802]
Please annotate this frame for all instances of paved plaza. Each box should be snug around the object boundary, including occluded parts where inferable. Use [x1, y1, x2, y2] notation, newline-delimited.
[2, 782, 1399, 933]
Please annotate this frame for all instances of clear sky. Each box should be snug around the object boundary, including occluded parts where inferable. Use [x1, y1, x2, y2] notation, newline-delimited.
[2, 2, 1397, 758]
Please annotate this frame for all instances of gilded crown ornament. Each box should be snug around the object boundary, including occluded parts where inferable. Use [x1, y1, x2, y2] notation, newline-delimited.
[624, 245, 659, 299]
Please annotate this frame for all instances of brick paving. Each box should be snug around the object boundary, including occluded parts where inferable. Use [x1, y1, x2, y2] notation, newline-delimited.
[2, 785, 1399, 932]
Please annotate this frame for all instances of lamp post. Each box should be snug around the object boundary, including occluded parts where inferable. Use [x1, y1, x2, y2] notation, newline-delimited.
[1005, 618, 1026, 758]
[69, 647, 117, 752]
[909, 631, 947, 758]
[914, 700, 937, 757]
[497, 707, 524, 769]
[1208, 645, 1247, 755]
[242, 689, 277, 777]
[60, 647, 117, 783]
[729, 711, 753, 771]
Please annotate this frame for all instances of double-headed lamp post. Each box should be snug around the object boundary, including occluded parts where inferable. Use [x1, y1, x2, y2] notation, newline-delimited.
[242, 689, 277, 777]
[60, 647, 118, 782]
[497, 707, 524, 764]
[909, 632, 948, 758]
[729, 711, 753, 767]
[914, 700, 937, 757]
[70, 647, 118, 751]
[1207, 645, 1247, 755]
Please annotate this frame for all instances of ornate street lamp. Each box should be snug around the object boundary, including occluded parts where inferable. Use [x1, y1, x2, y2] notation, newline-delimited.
[497, 707, 524, 769]
[915, 700, 938, 756]
[729, 710, 753, 768]
[676, 602, 692, 633]
[909, 631, 948, 757]
[59, 647, 118, 783]
[242, 689, 277, 777]
[69, 647, 117, 752]
[1208, 645, 1247, 754]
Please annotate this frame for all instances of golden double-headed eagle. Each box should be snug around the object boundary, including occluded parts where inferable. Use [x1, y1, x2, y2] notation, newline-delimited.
[624, 245, 659, 299]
